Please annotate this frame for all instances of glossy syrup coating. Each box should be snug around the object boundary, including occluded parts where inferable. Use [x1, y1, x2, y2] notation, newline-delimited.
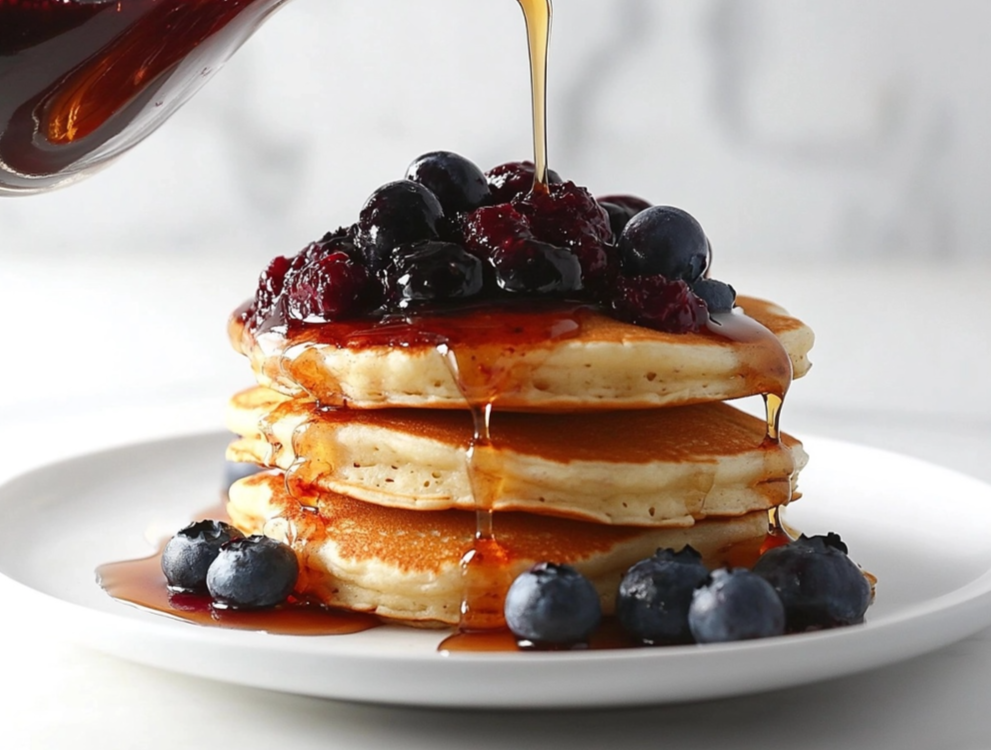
[383, 241, 485, 308]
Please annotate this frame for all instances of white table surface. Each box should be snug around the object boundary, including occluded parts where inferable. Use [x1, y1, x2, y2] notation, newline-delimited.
[2, 255, 990, 749]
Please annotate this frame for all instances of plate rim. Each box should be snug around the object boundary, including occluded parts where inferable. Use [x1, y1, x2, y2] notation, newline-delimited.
[2, 431, 991, 708]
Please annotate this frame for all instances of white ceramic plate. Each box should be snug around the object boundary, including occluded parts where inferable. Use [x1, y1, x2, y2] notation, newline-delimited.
[1, 432, 990, 709]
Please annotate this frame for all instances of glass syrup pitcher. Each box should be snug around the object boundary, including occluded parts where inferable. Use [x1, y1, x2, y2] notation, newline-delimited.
[0, 0, 289, 195]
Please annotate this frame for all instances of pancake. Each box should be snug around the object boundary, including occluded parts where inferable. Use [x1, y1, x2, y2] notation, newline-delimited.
[226, 386, 807, 527]
[228, 471, 775, 627]
[229, 296, 813, 411]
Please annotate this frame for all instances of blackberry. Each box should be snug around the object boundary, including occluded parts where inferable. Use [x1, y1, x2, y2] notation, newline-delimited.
[486, 160, 563, 203]
[490, 238, 583, 296]
[382, 241, 484, 308]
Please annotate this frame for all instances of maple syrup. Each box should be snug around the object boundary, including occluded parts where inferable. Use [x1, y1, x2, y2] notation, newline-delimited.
[97, 500, 379, 635]
[97, 548, 378, 636]
[0, 0, 286, 193]
[516, 0, 553, 193]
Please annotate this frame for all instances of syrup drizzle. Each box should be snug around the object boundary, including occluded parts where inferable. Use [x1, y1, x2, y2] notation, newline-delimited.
[517, 0, 553, 193]
[432, 306, 586, 631]
[706, 308, 794, 539]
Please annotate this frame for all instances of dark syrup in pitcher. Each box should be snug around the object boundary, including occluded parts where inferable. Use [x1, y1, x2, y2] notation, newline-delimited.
[0, 0, 286, 193]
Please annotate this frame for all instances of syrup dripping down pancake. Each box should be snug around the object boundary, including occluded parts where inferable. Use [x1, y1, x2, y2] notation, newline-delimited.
[226, 386, 807, 527]
[229, 296, 813, 411]
[228, 471, 774, 627]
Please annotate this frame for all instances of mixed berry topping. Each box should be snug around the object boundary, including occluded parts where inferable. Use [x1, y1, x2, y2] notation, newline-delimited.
[596, 194, 651, 240]
[503, 562, 602, 648]
[383, 241, 484, 309]
[513, 182, 613, 289]
[485, 160, 563, 204]
[241, 151, 743, 334]
[490, 239, 583, 295]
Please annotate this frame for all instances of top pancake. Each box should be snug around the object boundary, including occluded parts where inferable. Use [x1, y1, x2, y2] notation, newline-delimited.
[229, 295, 813, 412]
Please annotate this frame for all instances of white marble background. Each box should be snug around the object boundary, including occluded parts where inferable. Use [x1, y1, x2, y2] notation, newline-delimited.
[2, 0, 989, 261]
[1, 0, 990, 439]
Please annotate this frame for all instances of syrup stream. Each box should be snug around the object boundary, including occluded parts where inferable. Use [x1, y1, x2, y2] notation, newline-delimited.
[517, 0, 553, 193]
[437, 344, 514, 631]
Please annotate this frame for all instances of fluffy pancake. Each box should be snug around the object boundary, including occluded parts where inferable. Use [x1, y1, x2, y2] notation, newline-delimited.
[226, 386, 807, 527]
[228, 471, 774, 627]
[229, 296, 813, 411]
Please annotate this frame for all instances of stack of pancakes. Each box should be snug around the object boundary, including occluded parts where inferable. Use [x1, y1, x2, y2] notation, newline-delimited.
[225, 295, 814, 626]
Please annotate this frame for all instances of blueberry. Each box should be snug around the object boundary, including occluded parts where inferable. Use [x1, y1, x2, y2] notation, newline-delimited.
[383, 240, 484, 308]
[161, 520, 245, 593]
[406, 151, 491, 215]
[616, 547, 710, 645]
[205, 535, 299, 610]
[688, 569, 786, 643]
[691, 278, 737, 313]
[596, 194, 651, 239]
[490, 239, 583, 296]
[752, 533, 872, 632]
[618, 206, 710, 282]
[355, 180, 445, 271]
[504, 562, 602, 647]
